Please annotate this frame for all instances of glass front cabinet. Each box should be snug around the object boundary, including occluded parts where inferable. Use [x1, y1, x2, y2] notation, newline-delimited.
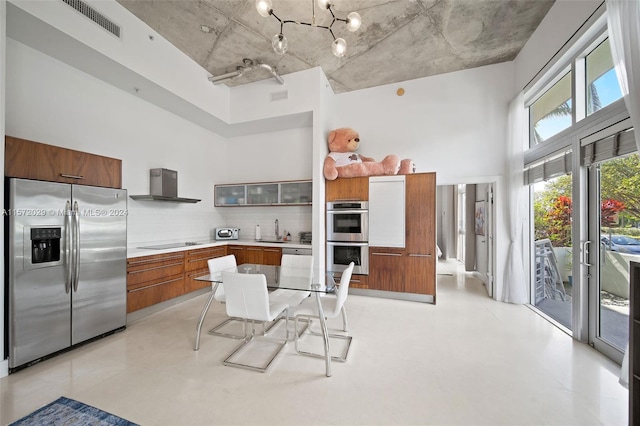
[215, 180, 312, 206]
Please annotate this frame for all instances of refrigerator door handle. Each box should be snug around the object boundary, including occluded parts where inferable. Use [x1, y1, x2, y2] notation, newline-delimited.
[64, 200, 72, 294]
[72, 201, 81, 292]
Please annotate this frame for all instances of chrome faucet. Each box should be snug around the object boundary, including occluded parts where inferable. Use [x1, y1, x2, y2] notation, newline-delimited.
[275, 219, 280, 239]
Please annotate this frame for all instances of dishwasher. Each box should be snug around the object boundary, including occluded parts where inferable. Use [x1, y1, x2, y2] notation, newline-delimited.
[282, 247, 312, 256]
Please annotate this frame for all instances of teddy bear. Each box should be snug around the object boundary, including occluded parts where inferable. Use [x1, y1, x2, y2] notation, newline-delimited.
[323, 127, 415, 181]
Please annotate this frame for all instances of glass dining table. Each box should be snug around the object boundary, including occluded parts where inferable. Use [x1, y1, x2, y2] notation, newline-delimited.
[194, 263, 336, 377]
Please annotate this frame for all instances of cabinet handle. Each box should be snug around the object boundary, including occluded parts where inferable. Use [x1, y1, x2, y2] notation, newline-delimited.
[128, 276, 183, 292]
[371, 252, 402, 256]
[188, 257, 211, 263]
[60, 173, 84, 180]
[127, 262, 183, 274]
[247, 248, 261, 252]
[187, 270, 210, 278]
[264, 249, 280, 252]
[127, 254, 184, 265]
[408, 254, 432, 257]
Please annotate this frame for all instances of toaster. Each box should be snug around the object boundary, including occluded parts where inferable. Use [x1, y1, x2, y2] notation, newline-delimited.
[215, 227, 240, 240]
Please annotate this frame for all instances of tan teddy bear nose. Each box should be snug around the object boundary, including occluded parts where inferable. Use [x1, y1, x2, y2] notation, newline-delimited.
[354, 138, 360, 142]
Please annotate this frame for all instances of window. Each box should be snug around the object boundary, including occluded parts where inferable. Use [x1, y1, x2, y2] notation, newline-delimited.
[586, 38, 623, 116]
[527, 36, 623, 147]
[530, 72, 573, 145]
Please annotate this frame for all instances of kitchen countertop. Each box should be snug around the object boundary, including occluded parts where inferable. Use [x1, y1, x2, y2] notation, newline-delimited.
[127, 238, 311, 258]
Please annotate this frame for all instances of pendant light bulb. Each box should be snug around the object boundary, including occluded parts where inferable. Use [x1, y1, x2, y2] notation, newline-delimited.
[256, 0, 273, 17]
[317, 0, 331, 10]
[272, 33, 288, 55]
[346, 12, 361, 31]
[332, 38, 347, 57]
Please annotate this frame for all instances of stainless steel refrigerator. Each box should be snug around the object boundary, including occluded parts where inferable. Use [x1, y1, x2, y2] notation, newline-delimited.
[6, 178, 127, 370]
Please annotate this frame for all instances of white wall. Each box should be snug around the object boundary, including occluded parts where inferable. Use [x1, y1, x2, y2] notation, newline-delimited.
[220, 127, 314, 242]
[10, 0, 231, 123]
[333, 62, 513, 182]
[5, 38, 229, 244]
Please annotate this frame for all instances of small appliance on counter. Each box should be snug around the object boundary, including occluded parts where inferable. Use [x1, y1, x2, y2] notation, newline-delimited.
[299, 232, 312, 245]
[215, 227, 240, 240]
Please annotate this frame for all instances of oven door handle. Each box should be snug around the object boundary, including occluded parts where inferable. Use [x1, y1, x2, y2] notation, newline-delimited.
[327, 242, 369, 246]
[326, 210, 369, 215]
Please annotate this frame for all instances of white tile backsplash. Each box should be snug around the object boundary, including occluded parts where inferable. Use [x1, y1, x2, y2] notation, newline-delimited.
[218, 206, 313, 242]
[127, 204, 312, 245]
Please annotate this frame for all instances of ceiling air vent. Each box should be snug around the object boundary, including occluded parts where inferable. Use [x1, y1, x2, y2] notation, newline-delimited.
[61, 0, 121, 38]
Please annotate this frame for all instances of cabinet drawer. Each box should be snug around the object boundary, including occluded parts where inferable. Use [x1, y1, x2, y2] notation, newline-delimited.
[331, 272, 368, 289]
[349, 274, 369, 289]
[245, 247, 263, 264]
[185, 246, 226, 271]
[185, 268, 211, 293]
[127, 253, 185, 288]
[126, 273, 184, 313]
[262, 247, 282, 265]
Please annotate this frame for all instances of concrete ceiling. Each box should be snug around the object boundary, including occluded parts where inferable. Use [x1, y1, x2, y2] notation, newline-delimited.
[116, 0, 555, 94]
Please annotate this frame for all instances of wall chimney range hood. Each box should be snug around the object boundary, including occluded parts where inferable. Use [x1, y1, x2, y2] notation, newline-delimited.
[129, 168, 201, 203]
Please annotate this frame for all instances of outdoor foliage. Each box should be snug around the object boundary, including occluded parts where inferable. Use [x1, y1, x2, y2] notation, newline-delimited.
[534, 154, 638, 246]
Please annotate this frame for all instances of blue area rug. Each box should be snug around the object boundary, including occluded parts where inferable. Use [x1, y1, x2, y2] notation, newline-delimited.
[9, 396, 138, 426]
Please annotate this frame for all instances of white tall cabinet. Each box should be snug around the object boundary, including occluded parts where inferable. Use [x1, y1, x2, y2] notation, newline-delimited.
[368, 176, 406, 248]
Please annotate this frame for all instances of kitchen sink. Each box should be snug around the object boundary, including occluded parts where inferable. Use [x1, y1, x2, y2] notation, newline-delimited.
[258, 239, 289, 243]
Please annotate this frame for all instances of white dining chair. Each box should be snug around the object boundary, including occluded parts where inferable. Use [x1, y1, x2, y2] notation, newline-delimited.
[292, 262, 354, 362]
[269, 254, 314, 308]
[194, 255, 239, 350]
[221, 271, 289, 373]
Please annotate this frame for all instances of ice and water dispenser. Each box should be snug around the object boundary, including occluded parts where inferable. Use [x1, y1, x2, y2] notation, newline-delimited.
[30, 227, 61, 264]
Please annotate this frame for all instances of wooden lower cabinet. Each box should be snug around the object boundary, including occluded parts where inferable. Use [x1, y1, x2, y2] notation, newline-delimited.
[245, 246, 264, 264]
[369, 248, 435, 296]
[368, 247, 405, 292]
[184, 246, 226, 293]
[126, 252, 185, 313]
[127, 244, 287, 313]
[227, 245, 282, 266]
[227, 245, 245, 265]
[329, 271, 368, 289]
[262, 247, 282, 265]
[404, 254, 435, 296]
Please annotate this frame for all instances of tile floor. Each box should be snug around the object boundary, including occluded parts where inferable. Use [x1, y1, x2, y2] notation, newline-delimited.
[0, 260, 629, 425]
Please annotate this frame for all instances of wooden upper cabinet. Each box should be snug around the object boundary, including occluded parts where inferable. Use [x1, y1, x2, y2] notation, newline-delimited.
[326, 176, 369, 201]
[70, 149, 122, 188]
[5, 136, 122, 189]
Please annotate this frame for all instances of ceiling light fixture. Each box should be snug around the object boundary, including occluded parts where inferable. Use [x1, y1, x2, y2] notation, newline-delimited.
[255, 0, 361, 57]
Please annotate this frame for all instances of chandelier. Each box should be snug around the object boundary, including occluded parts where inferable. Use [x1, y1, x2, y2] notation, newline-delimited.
[255, 0, 362, 57]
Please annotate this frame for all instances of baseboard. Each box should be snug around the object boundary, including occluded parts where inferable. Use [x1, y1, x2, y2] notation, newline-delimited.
[349, 288, 434, 304]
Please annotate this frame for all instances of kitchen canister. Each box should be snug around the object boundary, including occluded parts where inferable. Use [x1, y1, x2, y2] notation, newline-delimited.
[255, 224, 261, 240]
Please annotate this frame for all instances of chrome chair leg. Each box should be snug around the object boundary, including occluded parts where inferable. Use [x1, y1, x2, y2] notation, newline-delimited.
[223, 313, 289, 373]
[294, 314, 352, 363]
[340, 306, 348, 332]
[194, 292, 216, 351]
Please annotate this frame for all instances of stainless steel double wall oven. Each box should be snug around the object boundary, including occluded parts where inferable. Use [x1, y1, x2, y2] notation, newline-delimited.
[326, 201, 369, 275]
